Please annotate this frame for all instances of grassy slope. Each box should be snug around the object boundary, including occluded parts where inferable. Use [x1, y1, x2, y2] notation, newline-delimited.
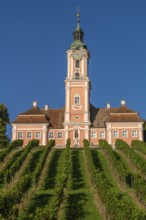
[18, 149, 66, 219]
[61, 150, 102, 220]
[1, 147, 146, 219]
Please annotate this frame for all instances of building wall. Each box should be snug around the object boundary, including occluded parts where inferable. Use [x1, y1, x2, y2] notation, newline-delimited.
[105, 122, 143, 145]
[12, 122, 144, 148]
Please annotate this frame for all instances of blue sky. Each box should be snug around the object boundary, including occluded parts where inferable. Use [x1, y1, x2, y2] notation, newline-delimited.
[0, 0, 146, 137]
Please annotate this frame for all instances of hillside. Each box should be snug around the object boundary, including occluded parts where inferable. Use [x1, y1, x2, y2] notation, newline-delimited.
[0, 139, 146, 219]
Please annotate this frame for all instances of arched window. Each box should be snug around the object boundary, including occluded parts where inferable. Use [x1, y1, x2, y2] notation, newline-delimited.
[75, 72, 80, 79]
[76, 60, 80, 68]
[74, 95, 80, 105]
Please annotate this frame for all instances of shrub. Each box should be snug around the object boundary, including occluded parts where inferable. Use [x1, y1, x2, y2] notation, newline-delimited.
[83, 139, 89, 148]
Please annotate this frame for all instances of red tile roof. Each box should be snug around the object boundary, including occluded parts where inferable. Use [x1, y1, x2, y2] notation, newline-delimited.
[106, 114, 143, 123]
[12, 106, 64, 128]
[19, 107, 44, 115]
[90, 104, 143, 127]
[12, 103, 143, 127]
[12, 115, 49, 124]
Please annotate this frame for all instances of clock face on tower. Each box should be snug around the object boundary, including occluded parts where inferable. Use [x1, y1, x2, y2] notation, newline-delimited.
[72, 50, 83, 60]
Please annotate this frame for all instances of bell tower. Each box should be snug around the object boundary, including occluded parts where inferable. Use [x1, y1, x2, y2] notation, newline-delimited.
[64, 12, 91, 147]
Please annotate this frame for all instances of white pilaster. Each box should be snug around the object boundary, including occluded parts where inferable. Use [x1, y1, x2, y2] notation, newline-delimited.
[85, 125, 89, 139]
[82, 59, 84, 78]
[67, 53, 71, 78]
[84, 83, 89, 122]
[42, 125, 47, 145]
[65, 126, 69, 144]
[65, 82, 70, 123]
[12, 125, 17, 141]
[107, 124, 112, 145]
[85, 56, 87, 78]
[71, 57, 73, 78]
[139, 123, 144, 141]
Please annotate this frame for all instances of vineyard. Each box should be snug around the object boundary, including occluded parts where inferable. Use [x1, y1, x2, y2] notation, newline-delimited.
[0, 139, 146, 220]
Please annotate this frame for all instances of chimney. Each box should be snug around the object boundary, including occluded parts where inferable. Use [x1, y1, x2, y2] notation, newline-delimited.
[121, 100, 126, 106]
[45, 105, 49, 110]
[33, 101, 38, 107]
[107, 103, 110, 109]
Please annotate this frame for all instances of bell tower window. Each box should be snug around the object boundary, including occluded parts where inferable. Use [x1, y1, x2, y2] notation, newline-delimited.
[75, 72, 80, 79]
[76, 60, 80, 68]
[74, 94, 80, 105]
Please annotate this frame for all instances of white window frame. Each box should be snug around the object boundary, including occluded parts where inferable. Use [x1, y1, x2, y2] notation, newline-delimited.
[122, 130, 128, 138]
[113, 130, 119, 138]
[132, 130, 137, 137]
[100, 131, 105, 139]
[58, 132, 63, 139]
[27, 132, 32, 139]
[48, 132, 54, 139]
[35, 131, 41, 139]
[91, 131, 97, 139]
[74, 94, 80, 105]
[18, 131, 23, 139]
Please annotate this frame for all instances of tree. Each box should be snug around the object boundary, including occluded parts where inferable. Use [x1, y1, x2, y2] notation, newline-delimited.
[0, 104, 9, 147]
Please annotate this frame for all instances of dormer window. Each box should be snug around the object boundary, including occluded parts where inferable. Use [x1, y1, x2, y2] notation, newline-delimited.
[75, 72, 80, 79]
[76, 60, 80, 68]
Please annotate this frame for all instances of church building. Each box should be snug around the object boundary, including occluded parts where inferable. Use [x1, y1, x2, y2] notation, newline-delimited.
[11, 13, 144, 147]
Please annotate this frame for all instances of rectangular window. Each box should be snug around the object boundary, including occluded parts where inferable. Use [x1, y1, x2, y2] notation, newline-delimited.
[18, 131, 23, 139]
[113, 130, 118, 138]
[91, 132, 97, 139]
[122, 130, 128, 138]
[36, 132, 41, 139]
[27, 132, 32, 139]
[132, 130, 137, 137]
[58, 132, 62, 139]
[75, 96, 80, 105]
[100, 131, 105, 139]
[48, 132, 54, 139]
[76, 60, 80, 68]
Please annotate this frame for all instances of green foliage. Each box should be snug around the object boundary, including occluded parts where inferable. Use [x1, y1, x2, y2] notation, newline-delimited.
[83, 139, 89, 148]
[0, 141, 47, 219]
[66, 138, 70, 149]
[99, 139, 109, 148]
[0, 139, 23, 163]
[131, 140, 146, 154]
[48, 139, 55, 147]
[100, 140, 128, 182]
[115, 139, 129, 149]
[0, 104, 9, 147]
[1, 138, 146, 219]
[0, 139, 40, 186]
[33, 141, 53, 186]
[27, 139, 39, 149]
[115, 139, 146, 204]
[116, 139, 146, 176]
[0, 174, 32, 219]
[32, 146, 70, 219]
[10, 139, 23, 148]
[100, 140, 146, 205]
[84, 147, 145, 219]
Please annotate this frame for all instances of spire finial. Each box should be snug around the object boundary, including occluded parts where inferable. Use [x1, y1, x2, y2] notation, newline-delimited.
[76, 7, 80, 30]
